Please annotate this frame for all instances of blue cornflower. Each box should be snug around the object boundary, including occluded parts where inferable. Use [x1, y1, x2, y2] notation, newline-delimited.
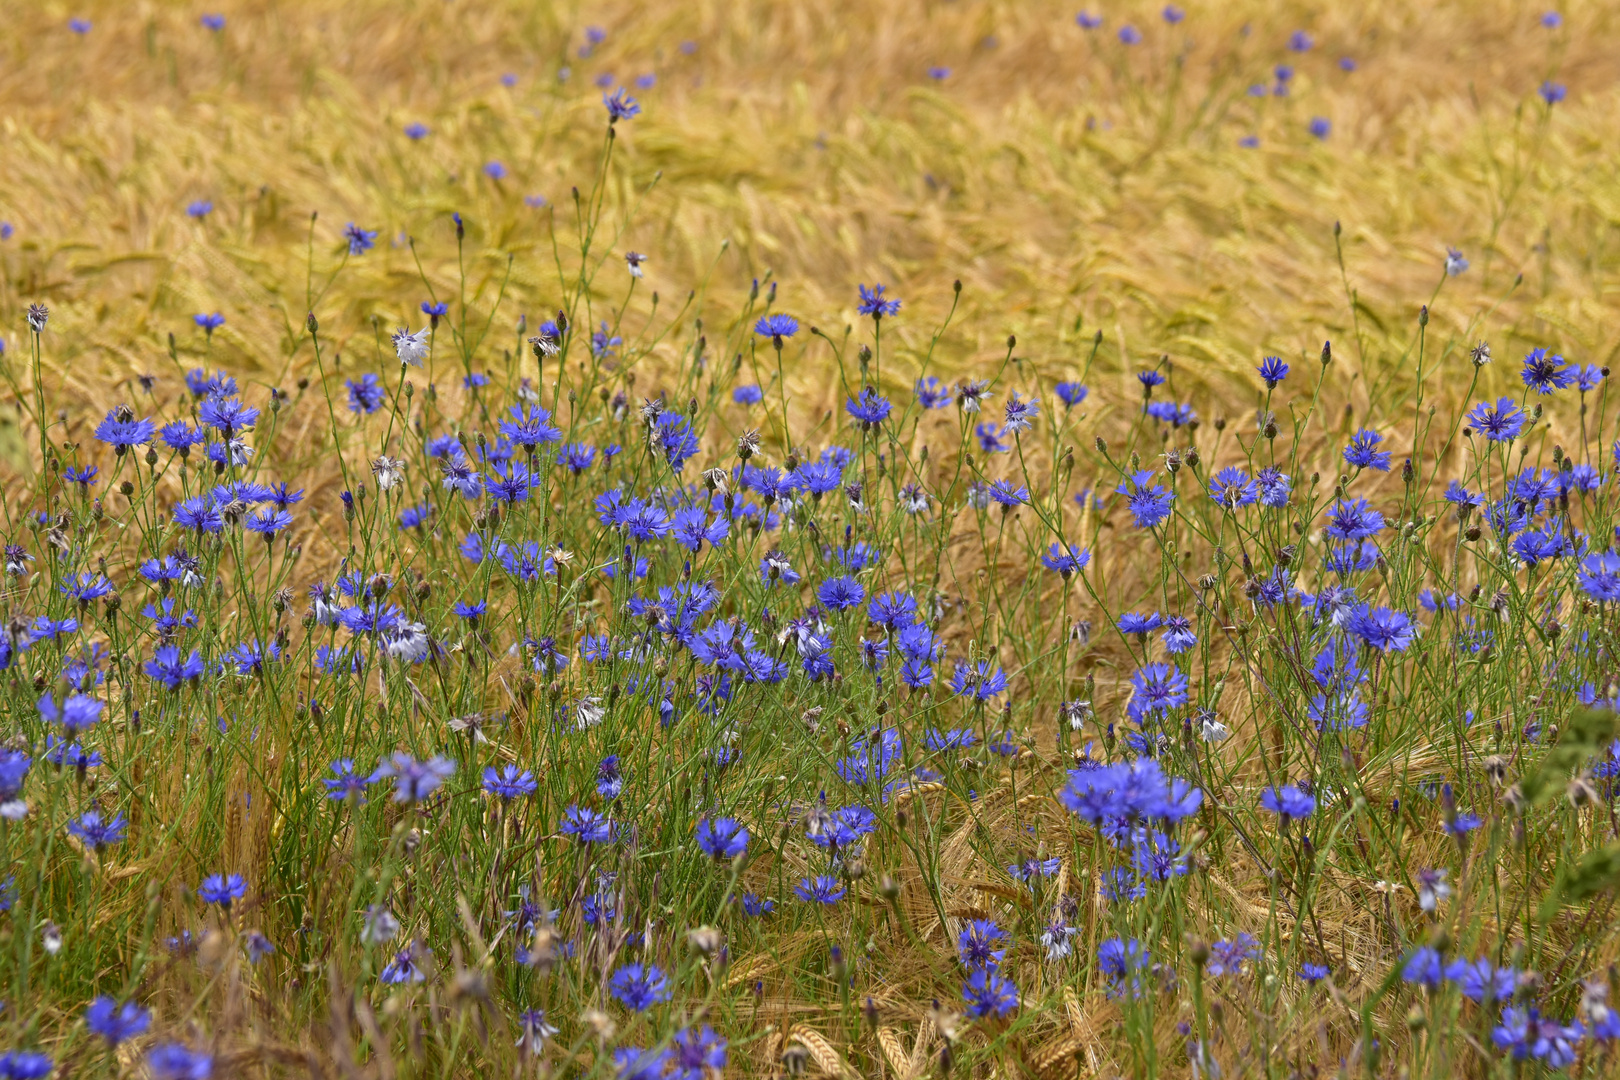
[1493, 1007, 1581, 1067]
[344, 223, 377, 255]
[958, 919, 1008, 969]
[85, 997, 151, 1046]
[857, 283, 900, 318]
[144, 645, 205, 690]
[497, 404, 563, 451]
[927, 65, 951, 79]
[603, 87, 641, 122]
[846, 387, 892, 428]
[915, 376, 952, 409]
[1054, 381, 1088, 407]
[484, 160, 507, 180]
[1161, 616, 1196, 654]
[654, 412, 700, 471]
[1077, 12, 1103, 28]
[1575, 363, 1605, 391]
[818, 576, 866, 612]
[1578, 552, 1620, 602]
[1207, 466, 1258, 508]
[1143, 400, 1195, 426]
[322, 759, 373, 801]
[31, 616, 77, 641]
[1118, 24, 1141, 44]
[1097, 937, 1151, 998]
[560, 805, 613, 844]
[694, 817, 749, 859]
[1467, 397, 1525, 441]
[1288, 29, 1313, 50]
[609, 963, 671, 1011]
[1040, 542, 1090, 576]
[197, 395, 259, 435]
[194, 311, 225, 334]
[614, 1048, 671, 1080]
[63, 464, 99, 488]
[669, 1026, 727, 1080]
[1342, 428, 1391, 471]
[403, 122, 429, 139]
[379, 945, 429, 984]
[1136, 369, 1166, 393]
[754, 313, 799, 341]
[1445, 957, 1516, 1003]
[1116, 469, 1174, 527]
[1256, 466, 1291, 507]
[795, 875, 846, 904]
[950, 660, 1009, 701]
[962, 967, 1019, 1017]
[38, 692, 102, 734]
[186, 200, 213, 218]
[93, 409, 156, 453]
[1521, 348, 1572, 393]
[1259, 785, 1316, 821]
[1400, 946, 1445, 988]
[1118, 612, 1163, 637]
[987, 480, 1029, 507]
[732, 384, 763, 405]
[347, 374, 386, 414]
[557, 442, 597, 474]
[1309, 116, 1331, 139]
[1127, 662, 1188, 720]
[925, 728, 977, 752]
[145, 1044, 212, 1080]
[482, 765, 537, 800]
[159, 421, 205, 454]
[67, 809, 127, 850]
[197, 873, 247, 908]
[245, 508, 293, 538]
[1205, 933, 1261, 978]
[370, 753, 455, 803]
[0, 1054, 53, 1080]
[60, 572, 115, 604]
[1539, 81, 1567, 106]
[1347, 606, 1416, 651]
[1257, 356, 1289, 387]
[1300, 963, 1331, 984]
[397, 503, 432, 531]
[1323, 498, 1385, 540]
[596, 755, 624, 799]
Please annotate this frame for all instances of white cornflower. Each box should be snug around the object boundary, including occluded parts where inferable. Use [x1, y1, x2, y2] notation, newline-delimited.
[392, 326, 431, 367]
[371, 455, 406, 490]
[624, 251, 647, 278]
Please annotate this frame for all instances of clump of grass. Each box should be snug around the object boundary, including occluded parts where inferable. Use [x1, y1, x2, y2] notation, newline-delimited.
[0, 3, 1618, 1079]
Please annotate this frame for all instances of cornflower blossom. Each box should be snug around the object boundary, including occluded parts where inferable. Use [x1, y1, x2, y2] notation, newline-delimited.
[1116, 470, 1174, 527]
[1342, 428, 1391, 471]
[371, 754, 455, 803]
[857, 283, 900, 318]
[608, 963, 670, 1011]
[694, 817, 749, 859]
[1467, 397, 1525, 441]
[392, 327, 430, 366]
[1259, 785, 1315, 822]
[197, 873, 247, 908]
[85, 997, 151, 1046]
[1521, 348, 1572, 393]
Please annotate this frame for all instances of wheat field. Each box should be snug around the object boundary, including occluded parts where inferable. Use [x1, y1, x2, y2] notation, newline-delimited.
[2, 1, 1619, 1077]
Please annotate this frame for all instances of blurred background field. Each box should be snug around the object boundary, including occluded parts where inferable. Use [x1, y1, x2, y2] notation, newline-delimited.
[3, 1, 1620, 1075]
[3, 0, 1618, 457]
